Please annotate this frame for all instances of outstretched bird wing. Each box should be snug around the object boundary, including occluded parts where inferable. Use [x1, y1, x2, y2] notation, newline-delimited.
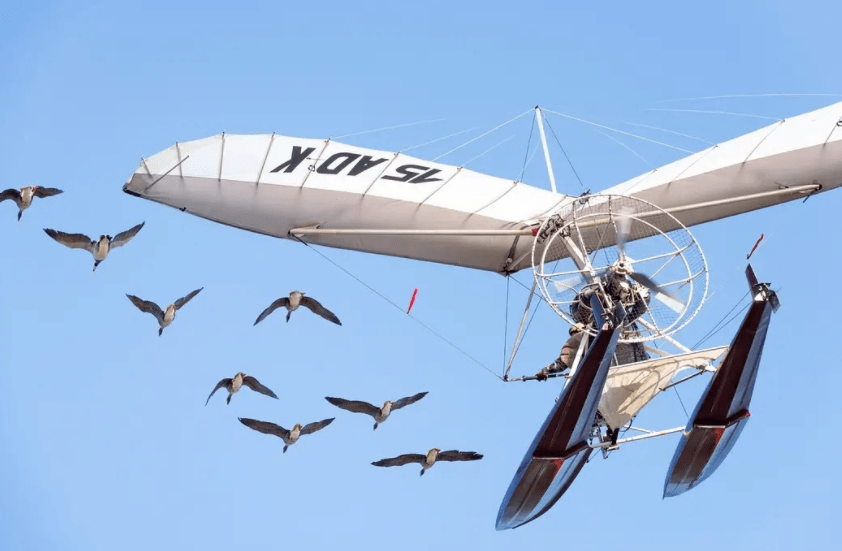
[174, 287, 203, 310]
[300, 296, 342, 325]
[126, 294, 165, 324]
[435, 450, 483, 462]
[242, 376, 278, 399]
[239, 417, 290, 439]
[44, 229, 94, 252]
[205, 378, 232, 405]
[0, 188, 21, 205]
[33, 187, 63, 198]
[110, 222, 145, 249]
[371, 454, 426, 468]
[300, 417, 335, 435]
[253, 297, 289, 325]
[324, 396, 380, 417]
[392, 391, 429, 411]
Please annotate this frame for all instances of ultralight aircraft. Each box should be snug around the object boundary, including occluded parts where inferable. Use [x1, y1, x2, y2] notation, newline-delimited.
[121, 101, 842, 529]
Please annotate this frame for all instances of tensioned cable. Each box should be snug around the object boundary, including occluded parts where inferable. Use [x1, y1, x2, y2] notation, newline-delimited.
[293, 236, 503, 380]
[331, 118, 446, 140]
[543, 116, 586, 191]
[401, 127, 480, 152]
[543, 109, 695, 153]
[433, 108, 534, 161]
[644, 108, 780, 121]
[654, 92, 842, 103]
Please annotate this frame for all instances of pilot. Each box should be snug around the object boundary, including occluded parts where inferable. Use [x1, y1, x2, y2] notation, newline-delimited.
[535, 322, 587, 381]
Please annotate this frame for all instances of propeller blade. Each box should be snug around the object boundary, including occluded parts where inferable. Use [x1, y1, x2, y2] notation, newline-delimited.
[552, 274, 587, 294]
[629, 272, 686, 313]
[653, 290, 686, 314]
[629, 272, 675, 299]
[614, 208, 633, 261]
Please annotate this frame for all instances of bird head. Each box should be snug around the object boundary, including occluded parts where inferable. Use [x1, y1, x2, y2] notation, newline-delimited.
[236, 371, 246, 378]
[431, 447, 441, 454]
[383, 400, 393, 409]
[293, 423, 302, 431]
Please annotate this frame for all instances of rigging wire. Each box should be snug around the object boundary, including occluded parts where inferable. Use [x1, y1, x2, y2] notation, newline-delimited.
[595, 130, 651, 167]
[654, 92, 842, 103]
[644, 108, 780, 121]
[510, 288, 544, 363]
[433, 108, 533, 161]
[401, 127, 481, 152]
[518, 111, 537, 181]
[543, 108, 695, 153]
[672, 387, 689, 419]
[619, 121, 716, 146]
[462, 135, 516, 167]
[330, 118, 446, 140]
[292, 236, 503, 380]
[543, 116, 586, 191]
[692, 290, 751, 349]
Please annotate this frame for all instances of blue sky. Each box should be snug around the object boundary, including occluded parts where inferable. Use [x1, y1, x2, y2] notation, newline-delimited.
[1, 0, 840, 549]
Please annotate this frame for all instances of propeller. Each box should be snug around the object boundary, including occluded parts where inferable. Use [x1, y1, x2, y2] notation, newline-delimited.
[607, 207, 684, 309]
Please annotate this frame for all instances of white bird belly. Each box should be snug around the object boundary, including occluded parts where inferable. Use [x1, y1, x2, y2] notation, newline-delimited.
[94, 242, 109, 260]
[163, 308, 176, 325]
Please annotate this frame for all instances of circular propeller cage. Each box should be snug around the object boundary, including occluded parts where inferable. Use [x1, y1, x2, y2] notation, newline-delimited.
[531, 193, 709, 344]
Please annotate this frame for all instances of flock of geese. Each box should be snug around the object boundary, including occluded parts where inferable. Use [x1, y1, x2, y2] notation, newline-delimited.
[3, 185, 484, 477]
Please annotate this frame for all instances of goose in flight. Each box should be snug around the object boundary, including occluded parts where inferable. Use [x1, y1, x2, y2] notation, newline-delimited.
[238, 417, 335, 453]
[43, 221, 145, 271]
[205, 372, 278, 405]
[0, 186, 63, 220]
[126, 287, 203, 336]
[371, 448, 483, 476]
[254, 290, 341, 326]
[325, 391, 428, 430]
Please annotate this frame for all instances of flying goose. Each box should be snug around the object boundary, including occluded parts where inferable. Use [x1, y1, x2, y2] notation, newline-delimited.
[126, 287, 203, 336]
[43, 221, 145, 271]
[238, 417, 335, 453]
[325, 391, 428, 430]
[205, 372, 278, 405]
[371, 448, 483, 476]
[0, 186, 63, 220]
[253, 290, 341, 326]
